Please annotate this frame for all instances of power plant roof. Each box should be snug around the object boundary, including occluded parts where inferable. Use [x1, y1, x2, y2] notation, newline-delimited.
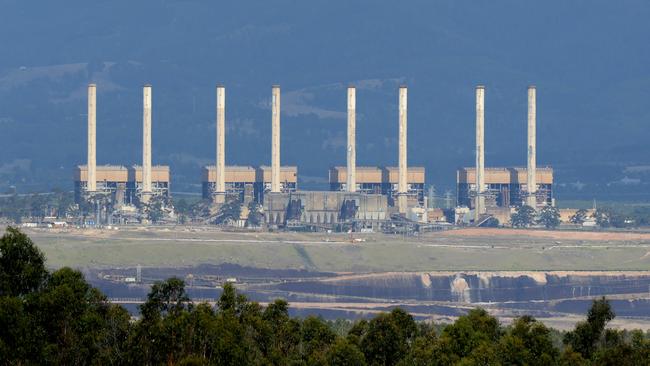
[329, 166, 425, 184]
[457, 167, 553, 184]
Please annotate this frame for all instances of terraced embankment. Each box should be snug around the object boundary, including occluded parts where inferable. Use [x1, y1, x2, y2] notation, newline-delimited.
[15, 226, 650, 328]
[263, 271, 650, 303]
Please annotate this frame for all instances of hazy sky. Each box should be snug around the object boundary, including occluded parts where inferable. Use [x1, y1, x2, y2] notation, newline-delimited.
[0, 1, 649, 198]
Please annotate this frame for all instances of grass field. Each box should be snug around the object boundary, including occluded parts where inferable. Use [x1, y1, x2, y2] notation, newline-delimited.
[18, 226, 650, 272]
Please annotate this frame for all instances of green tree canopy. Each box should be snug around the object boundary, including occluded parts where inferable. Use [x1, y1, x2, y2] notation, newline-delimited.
[538, 205, 561, 229]
[246, 201, 263, 227]
[140, 277, 191, 319]
[2, 228, 650, 365]
[498, 315, 559, 365]
[0, 227, 48, 296]
[570, 208, 588, 225]
[563, 297, 615, 360]
[327, 338, 367, 366]
[511, 205, 537, 228]
[359, 308, 418, 366]
[441, 308, 501, 358]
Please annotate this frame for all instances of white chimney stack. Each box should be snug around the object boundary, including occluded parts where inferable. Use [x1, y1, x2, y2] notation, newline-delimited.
[216, 85, 226, 196]
[271, 85, 281, 193]
[475, 85, 485, 216]
[347, 85, 356, 193]
[87, 84, 97, 192]
[142, 84, 152, 201]
[398, 85, 408, 214]
[526, 85, 537, 207]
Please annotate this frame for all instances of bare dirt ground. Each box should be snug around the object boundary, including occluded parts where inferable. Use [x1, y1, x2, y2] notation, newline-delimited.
[439, 227, 650, 242]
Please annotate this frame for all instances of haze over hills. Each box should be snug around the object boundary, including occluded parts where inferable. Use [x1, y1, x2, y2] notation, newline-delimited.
[1, 1, 649, 200]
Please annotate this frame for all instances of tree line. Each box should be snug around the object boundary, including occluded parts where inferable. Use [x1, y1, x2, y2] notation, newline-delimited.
[508, 205, 649, 230]
[1, 227, 649, 365]
[0, 190, 76, 223]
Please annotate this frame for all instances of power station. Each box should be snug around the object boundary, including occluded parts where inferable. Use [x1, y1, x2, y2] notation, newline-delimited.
[74, 84, 170, 223]
[456, 85, 554, 225]
[201, 165, 298, 203]
[74, 83, 554, 229]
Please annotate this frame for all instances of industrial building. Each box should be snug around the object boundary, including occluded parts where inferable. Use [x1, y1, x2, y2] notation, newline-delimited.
[201, 165, 298, 203]
[207, 83, 429, 230]
[205, 84, 297, 205]
[259, 84, 419, 230]
[76, 84, 170, 210]
[247, 85, 415, 230]
[456, 167, 553, 209]
[74, 165, 170, 205]
[329, 166, 425, 206]
[264, 191, 388, 230]
[73, 81, 557, 229]
[465, 85, 553, 222]
[323, 84, 423, 217]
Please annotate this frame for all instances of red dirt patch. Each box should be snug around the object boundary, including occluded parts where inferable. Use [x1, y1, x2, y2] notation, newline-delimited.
[438, 228, 650, 242]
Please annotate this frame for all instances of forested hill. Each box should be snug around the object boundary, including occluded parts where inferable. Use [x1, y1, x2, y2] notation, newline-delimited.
[0, 1, 649, 199]
[1, 227, 650, 365]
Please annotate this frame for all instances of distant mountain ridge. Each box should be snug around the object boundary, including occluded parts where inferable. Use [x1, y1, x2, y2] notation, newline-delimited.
[0, 0, 649, 200]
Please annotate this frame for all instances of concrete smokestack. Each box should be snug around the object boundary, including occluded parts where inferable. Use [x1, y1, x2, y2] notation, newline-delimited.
[216, 85, 226, 196]
[526, 85, 537, 207]
[347, 86, 356, 193]
[398, 85, 408, 214]
[475, 85, 485, 216]
[271, 85, 281, 193]
[142, 84, 152, 200]
[87, 84, 97, 192]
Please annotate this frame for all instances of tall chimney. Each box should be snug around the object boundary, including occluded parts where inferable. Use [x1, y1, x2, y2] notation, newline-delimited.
[142, 84, 152, 200]
[398, 85, 408, 214]
[216, 85, 226, 196]
[271, 85, 281, 193]
[526, 85, 537, 207]
[475, 85, 485, 217]
[347, 85, 356, 193]
[87, 84, 97, 192]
